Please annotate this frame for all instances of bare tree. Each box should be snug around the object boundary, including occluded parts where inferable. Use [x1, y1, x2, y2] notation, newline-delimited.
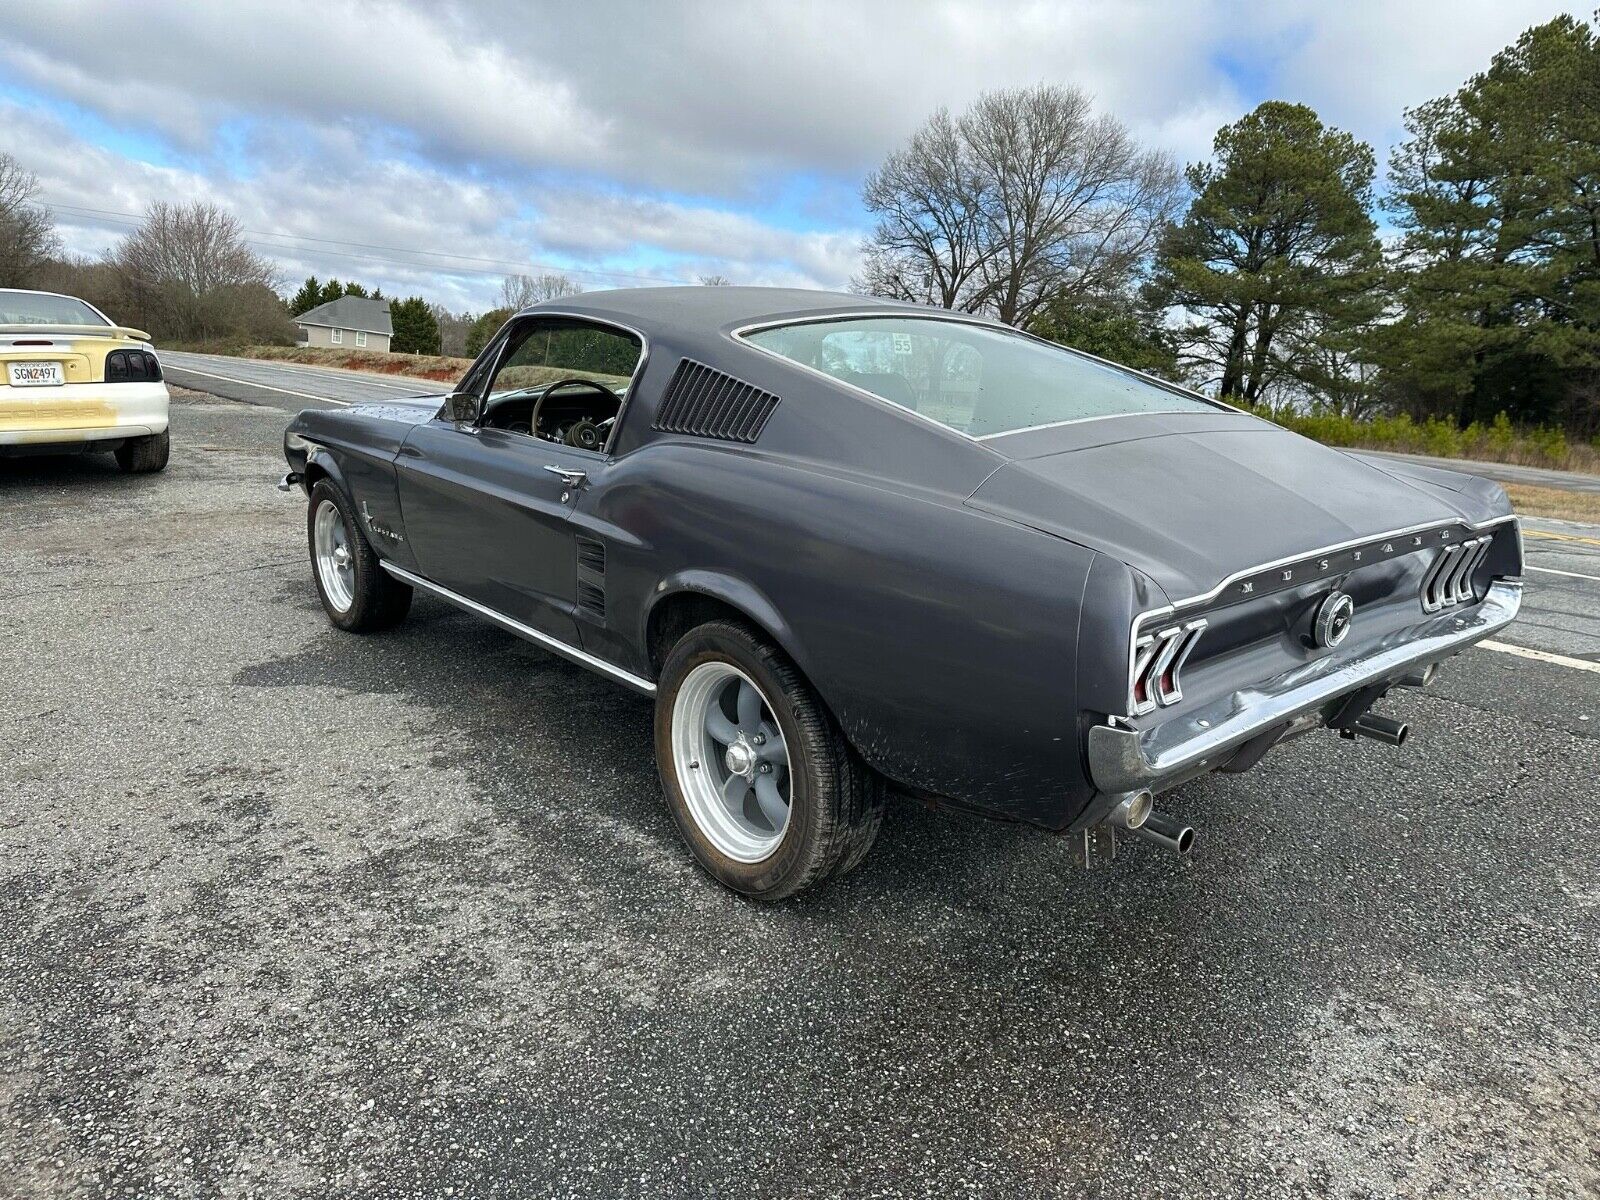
[857, 109, 989, 309]
[858, 86, 1182, 326]
[429, 302, 474, 357]
[113, 201, 281, 341]
[499, 272, 583, 309]
[697, 274, 731, 286]
[0, 154, 61, 287]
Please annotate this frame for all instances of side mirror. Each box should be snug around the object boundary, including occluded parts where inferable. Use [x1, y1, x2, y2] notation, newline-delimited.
[442, 391, 481, 424]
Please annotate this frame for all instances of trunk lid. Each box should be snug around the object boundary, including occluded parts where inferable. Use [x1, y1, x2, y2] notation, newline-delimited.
[966, 413, 1466, 603]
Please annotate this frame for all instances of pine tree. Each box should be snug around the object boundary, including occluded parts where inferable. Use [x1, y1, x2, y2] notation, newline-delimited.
[465, 308, 512, 357]
[1152, 102, 1381, 405]
[1380, 15, 1600, 431]
[390, 296, 440, 355]
[288, 275, 322, 315]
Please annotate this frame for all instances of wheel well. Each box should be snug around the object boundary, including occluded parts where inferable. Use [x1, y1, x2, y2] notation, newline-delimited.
[302, 459, 331, 488]
[647, 592, 769, 675]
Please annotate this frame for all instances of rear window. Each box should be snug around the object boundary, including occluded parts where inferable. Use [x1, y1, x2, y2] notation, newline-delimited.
[742, 315, 1218, 438]
[0, 293, 110, 327]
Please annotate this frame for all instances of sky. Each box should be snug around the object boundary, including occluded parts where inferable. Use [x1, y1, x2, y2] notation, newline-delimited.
[0, 0, 1585, 313]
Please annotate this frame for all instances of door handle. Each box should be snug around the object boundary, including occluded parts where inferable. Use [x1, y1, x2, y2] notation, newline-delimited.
[543, 465, 587, 487]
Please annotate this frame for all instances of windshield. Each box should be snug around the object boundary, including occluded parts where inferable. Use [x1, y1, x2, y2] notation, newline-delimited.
[0, 292, 110, 327]
[742, 315, 1218, 438]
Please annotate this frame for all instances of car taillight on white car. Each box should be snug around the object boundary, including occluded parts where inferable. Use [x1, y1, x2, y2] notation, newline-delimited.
[106, 349, 162, 382]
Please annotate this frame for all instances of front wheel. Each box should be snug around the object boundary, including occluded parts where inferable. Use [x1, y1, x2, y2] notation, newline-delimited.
[655, 620, 883, 900]
[306, 479, 412, 631]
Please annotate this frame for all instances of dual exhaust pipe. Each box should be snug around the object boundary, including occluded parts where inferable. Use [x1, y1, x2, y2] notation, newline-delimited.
[1107, 789, 1195, 855]
[1101, 674, 1431, 857]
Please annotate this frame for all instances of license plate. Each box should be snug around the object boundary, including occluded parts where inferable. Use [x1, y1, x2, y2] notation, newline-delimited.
[8, 361, 64, 387]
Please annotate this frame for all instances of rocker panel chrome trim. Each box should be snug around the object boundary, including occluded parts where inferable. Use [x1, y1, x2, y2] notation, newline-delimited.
[379, 562, 656, 695]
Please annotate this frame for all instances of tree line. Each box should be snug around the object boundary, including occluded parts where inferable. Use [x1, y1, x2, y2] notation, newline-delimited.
[859, 13, 1600, 440]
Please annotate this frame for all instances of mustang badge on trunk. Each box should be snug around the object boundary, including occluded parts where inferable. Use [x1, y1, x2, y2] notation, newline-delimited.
[1313, 591, 1356, 648]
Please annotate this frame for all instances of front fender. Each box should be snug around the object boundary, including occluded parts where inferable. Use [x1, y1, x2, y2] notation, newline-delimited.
[299, 442, 350, 495]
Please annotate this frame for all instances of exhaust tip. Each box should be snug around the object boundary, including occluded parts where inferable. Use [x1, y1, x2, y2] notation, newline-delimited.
[1399, 663, 1438, 689]
[1131, 810, 1196, 855]
[1349, 713, 1409, 747]
[1109, 789, 1154, 830]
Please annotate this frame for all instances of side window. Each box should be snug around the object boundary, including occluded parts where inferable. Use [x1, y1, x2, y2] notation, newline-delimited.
[476, 317, 644, 451]
[331, 327, 343, 345]
[489, 319, 640, 395]
[356, 330, 367, 348]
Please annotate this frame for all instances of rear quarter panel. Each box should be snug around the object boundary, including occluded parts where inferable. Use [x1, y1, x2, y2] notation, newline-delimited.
[587, 437, 1098, 828]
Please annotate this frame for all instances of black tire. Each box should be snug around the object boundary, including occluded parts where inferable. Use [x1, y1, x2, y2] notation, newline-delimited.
[654, 620, 884, 899]
[114, 429, 169, 473]
[306, 478, 412, 632]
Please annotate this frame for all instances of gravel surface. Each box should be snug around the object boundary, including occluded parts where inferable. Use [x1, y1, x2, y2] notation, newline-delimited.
[1, 390, 1596, 1199]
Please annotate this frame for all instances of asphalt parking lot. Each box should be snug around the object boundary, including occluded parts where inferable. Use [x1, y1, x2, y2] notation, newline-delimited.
[3, 379, 1598, 1199]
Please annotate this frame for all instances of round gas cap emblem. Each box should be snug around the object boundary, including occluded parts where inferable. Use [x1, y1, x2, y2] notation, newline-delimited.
[1313, 591, 1355, 648]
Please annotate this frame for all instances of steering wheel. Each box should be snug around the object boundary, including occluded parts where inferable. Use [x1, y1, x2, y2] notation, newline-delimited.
[530, 378, 619, 449]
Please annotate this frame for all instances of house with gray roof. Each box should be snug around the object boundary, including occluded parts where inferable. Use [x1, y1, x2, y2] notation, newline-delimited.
[294, 296, 393, 352]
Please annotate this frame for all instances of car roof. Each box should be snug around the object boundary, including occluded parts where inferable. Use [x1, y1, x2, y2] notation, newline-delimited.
[520, 285, 994, 333]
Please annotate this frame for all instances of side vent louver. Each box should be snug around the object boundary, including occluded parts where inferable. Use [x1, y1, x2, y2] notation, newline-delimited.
[653, 358, 779, 443]
[575, 537, 606, 621]
[1420, 536, 1491, 613]
[1129, 619, 1206, 717]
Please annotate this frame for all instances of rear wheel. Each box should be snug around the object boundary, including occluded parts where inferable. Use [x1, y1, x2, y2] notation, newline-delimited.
[655, 620, 883, 899]
[306, 478, 412, 631]
[114, 429, 169, 473]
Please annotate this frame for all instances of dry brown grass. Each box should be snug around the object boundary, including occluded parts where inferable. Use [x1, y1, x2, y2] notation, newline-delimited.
[1503, 483, 1600, 524]
[245, 345, 473, 384]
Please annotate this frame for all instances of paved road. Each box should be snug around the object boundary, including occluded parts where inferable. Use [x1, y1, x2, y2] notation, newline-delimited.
[1, 388, 1596, 1198]
[1359, 447, 1600, 495]
[159, 349, 447, 409]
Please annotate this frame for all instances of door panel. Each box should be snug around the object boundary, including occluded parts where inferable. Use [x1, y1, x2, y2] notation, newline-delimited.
[396, 420, 593, 642]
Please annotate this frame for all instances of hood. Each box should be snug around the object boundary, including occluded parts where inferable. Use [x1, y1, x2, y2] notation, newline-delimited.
[967, 414, 1472, 604]
[346, 395, 447, 425]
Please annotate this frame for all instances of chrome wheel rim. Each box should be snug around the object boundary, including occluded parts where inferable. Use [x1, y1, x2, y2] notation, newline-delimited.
[312, 498, 355, 612]
[671, 662, 792, 863]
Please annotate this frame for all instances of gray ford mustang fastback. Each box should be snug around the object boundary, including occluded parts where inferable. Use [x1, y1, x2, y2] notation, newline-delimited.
[281, 287, 1522, 898]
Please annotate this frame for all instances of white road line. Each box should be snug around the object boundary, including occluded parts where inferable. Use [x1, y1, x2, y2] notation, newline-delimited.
[1526, 565, 1600, 583]
[1479, 640, 1600, 674]
[164, 364, 351, 405]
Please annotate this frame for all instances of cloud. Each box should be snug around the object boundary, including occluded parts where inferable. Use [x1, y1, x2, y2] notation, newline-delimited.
[1, 0, 1587, 309]
[1, 99, 867, 311]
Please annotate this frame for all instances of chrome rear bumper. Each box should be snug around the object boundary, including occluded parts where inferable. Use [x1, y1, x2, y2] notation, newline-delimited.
[1087, 580, 1522, 795]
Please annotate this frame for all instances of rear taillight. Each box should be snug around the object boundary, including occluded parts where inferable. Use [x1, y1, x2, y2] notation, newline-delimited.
[1420, 536, 1491, 613]
[1129, 619, 1206, 716]
[105, 349, 162, 383]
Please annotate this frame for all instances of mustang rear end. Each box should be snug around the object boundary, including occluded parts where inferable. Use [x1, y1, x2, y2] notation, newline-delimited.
[1083, 521, 1520, 834]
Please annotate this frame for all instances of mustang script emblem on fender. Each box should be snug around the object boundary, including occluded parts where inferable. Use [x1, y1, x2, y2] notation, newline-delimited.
[1313, 591, 1355, 648]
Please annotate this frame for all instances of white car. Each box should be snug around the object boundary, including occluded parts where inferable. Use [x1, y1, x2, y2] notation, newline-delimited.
[0, 289, 170, 472]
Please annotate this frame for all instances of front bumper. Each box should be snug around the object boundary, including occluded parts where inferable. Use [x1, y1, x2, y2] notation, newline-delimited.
[1087, 580, 1522, 795]
[0, 381, 169, 446]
